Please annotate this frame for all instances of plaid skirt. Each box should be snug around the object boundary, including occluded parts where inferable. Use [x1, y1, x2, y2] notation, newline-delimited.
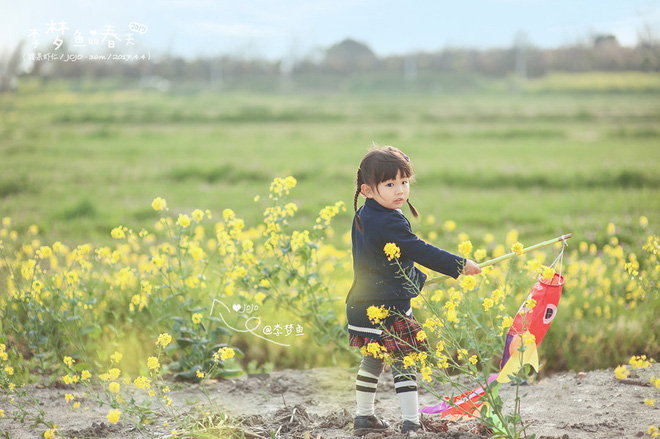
[349, 315, 430, 354]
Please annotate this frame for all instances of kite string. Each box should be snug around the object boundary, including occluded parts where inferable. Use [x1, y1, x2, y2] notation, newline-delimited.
[549, 239, 568, 277]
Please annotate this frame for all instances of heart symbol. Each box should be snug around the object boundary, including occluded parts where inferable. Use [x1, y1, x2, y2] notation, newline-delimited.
[232, 304, 241, 312]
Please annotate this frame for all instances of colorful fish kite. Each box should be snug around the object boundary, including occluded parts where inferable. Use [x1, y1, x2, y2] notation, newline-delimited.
[420, 272, 565, 419]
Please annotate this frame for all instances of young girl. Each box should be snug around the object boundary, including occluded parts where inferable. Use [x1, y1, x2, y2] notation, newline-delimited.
[346, 145, 481, 435]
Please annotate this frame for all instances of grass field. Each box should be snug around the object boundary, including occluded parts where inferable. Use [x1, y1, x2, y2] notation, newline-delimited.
[0, 76, 659, 378]
[1, 79, 658, 247]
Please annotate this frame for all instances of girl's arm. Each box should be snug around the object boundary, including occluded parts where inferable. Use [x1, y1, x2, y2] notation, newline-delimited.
[387, 215, 467, 278]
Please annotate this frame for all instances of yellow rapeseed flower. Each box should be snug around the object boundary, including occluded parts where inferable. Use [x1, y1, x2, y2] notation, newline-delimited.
[189, 246, 205, 261]
[134, 376, 151, 390]
[4, 366, 13, 376]
[383, 243, 401, 261]
[185, 276, 200, 288]
[461, 275, 477, 291]
[366, 305, 389, 324]
[223, 208, 236, 222]
[648, 426, 659, 438]
[214, 347, 235, 362]
[65, 393, 74, 403]
[44, 429, 56, 439]
[483, 297, 494, 312]
[37, 245, 52, 258]
[645, 398, 655, 406]
[511, 241, 524, 255]
[614, 364, 630, 380]
[474, 248, 487, 261]
[468, 355, 478, 365]
[177, 214, 191, 228]
[607, 222, 616, 236]
[653, 377, 660, 390]
[403, 355, 416, 368]
[499, 316, 513, 335]
[629, 355, 651, 369]
[458, 240, 472, 257]
[110, 352, 123, 364]
[63, 356, 74, 368]
[151, 197, 167, 211]
[364, 342, 385, 359]
[421, 366, 432, 382]
[416, 330, 427, 342]
[151, 254, 166, 268]
[192, 209, 204, 222]
[639, 216, 648, 228]
[81, 370, 91, 381]
[147, 357, 160, 370]
[541, 266, 555, 280]
[255, 292, 266, 305]
[192, 313, 202, 324]
[109, 382, 120, 393]
[442, 220, 456, 232]
[107, 409, 121, 424]
[108, 368, 121, 380]
[111, 227, 126, 239]
[196, 370, 205, 378]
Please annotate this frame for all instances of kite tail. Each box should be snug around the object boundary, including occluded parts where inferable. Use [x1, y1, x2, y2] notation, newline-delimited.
[419, 385, 486, 419]
[420, 374, 498, 419]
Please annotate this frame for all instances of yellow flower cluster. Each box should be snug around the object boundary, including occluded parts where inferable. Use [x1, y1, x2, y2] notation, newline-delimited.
[511, 241, 524, 256]
[360, 342, 388, 360]
[366, 305, 389, 325]
[151, 197, 167, 211]
[107, 409, 121, 424]
[269, 176, 297, 199]
[629, 355, 652, 369]
[460, 275, 477, 291]
[458, 240, 473, 257]
[614, 364, 630, 380]
[213, 347, 235, 362]
[147, 357, 160, 371]
[316, 202, 346, 228]
[134, 375, 151, 390]
[383, 242, 401, 261]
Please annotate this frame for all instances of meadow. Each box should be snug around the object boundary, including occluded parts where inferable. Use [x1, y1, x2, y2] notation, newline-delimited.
[0, 74, 659, 436]
[2, 76, 658, 248]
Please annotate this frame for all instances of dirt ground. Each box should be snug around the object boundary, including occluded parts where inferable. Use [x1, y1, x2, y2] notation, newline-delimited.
[1, 364, 659, 439]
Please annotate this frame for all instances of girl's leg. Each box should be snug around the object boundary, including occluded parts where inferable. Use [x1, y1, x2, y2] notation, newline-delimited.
[355, 355, 384, 416]
[391, 356, 419, 425]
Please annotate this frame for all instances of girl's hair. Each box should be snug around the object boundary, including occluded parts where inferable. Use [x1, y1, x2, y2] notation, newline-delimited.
[353, 145, 419, 232]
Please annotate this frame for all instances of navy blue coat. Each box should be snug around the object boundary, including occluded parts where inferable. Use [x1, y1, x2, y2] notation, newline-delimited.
[346, 198, 465, 339]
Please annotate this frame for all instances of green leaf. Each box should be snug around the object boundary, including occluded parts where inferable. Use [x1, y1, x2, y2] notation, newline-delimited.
[176, 337, 195, 348]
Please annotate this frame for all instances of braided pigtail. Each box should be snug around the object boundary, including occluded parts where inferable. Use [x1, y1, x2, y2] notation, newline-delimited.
[353, 169, 365, 232]
[407, 199, 419, 218]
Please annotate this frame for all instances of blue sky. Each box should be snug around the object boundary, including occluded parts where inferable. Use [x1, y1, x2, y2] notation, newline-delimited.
[1, 0, 659, 59]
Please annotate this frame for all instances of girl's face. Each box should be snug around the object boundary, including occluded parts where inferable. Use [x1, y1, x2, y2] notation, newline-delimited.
[361, 171, 410, 211]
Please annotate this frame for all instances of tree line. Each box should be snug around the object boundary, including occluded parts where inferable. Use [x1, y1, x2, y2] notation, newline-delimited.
[1, 34, 659, 92]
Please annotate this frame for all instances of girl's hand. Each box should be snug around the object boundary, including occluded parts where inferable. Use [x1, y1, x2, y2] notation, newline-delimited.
[462, 259, 482, 276]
